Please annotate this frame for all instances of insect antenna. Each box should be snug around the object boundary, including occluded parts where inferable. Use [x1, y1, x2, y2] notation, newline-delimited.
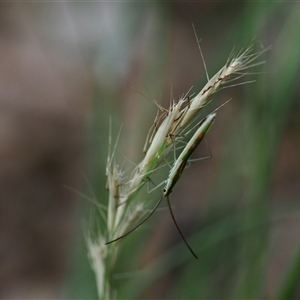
[105, 196, 164, 245]
[166, 196, 198, 259]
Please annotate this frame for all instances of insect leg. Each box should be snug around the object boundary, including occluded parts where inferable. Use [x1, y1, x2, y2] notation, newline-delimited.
[187, 138, 212, 163]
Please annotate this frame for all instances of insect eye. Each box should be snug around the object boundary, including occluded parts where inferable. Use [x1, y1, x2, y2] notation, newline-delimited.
[163, 187, 166, 193]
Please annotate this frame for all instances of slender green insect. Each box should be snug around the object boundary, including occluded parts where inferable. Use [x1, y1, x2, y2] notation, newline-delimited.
[163, 112, 216, 197]
[106, 113, 216, 259]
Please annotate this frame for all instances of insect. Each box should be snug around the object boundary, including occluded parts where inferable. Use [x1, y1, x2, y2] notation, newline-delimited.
[106, 112, 216, 259]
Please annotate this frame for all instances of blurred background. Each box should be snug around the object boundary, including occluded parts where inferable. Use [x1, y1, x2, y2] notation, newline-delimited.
[0, 2, 300, 299]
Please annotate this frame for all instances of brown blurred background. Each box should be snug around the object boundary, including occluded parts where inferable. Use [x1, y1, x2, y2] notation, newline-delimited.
[0, 3, 91, 298]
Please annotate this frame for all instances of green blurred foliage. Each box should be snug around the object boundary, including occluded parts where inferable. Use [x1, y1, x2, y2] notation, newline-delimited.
[65, 2, 300, 299]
